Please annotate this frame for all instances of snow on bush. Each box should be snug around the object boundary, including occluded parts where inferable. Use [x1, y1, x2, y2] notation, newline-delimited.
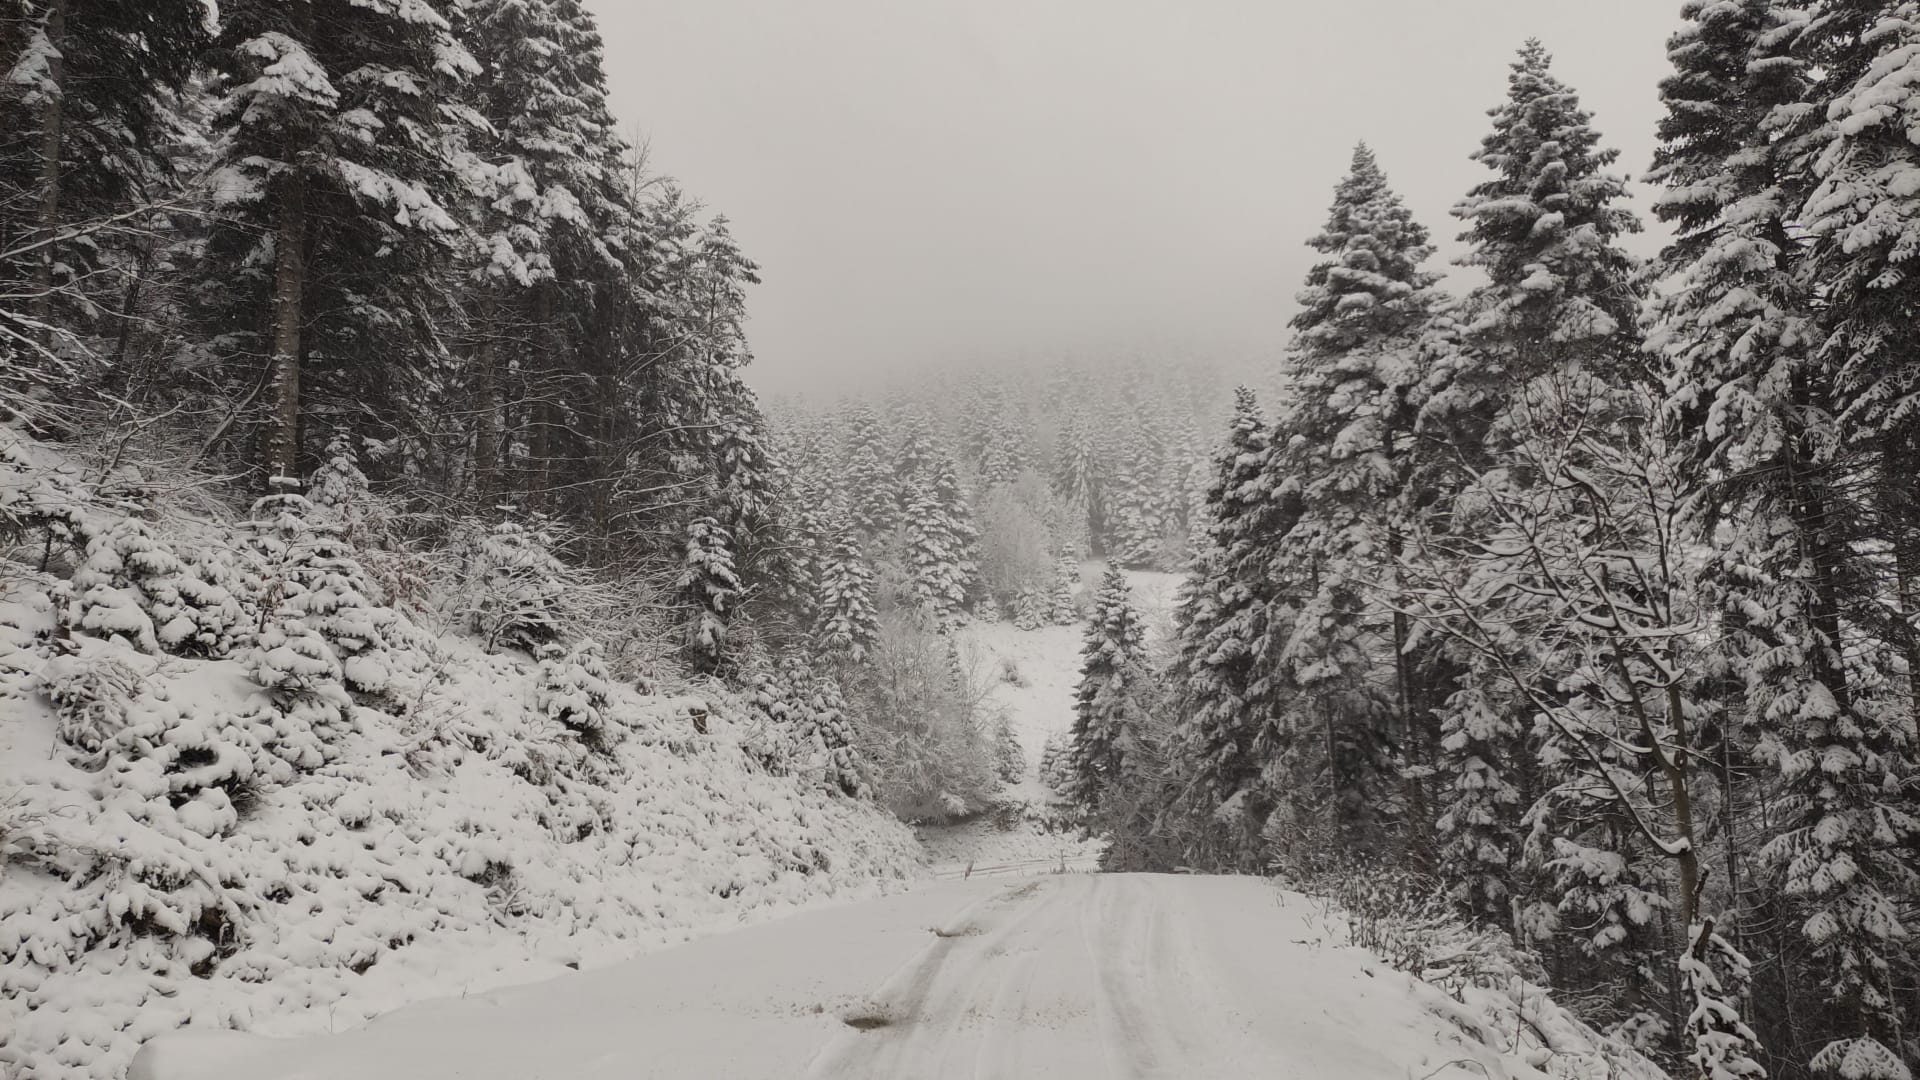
[0, 432, 920, 1080]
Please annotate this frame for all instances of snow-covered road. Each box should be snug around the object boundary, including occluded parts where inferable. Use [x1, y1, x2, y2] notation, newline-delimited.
[135, 874, 1532, 1080]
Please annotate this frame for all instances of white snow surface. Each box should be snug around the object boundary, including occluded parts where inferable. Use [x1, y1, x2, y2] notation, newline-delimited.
[0, 637, 921, 1080]
[135, 873, 1669, 1080]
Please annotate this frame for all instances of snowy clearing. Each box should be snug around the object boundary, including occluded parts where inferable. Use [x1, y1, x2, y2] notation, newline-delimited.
[136, 873, 1655, 1080]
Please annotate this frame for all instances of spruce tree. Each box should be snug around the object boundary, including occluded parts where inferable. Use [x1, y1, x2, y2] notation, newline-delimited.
[466, 520, 568, 654]
[0, 0, 207, 337]
[1651, 6, 1920, 1072]
[814, 510, 879, 662]
[1068, 565, 1148, 807]
[841, 403, 897, 539]
[198, 0, 478, 480]
[448, 0, 634, 505]
[535, 638, 616, 754]
[903, 451, 978, 627]
[680, 516, 741, 674]
[1269, 143, 1447, 854]
[1451, 39, 1642, 386]
[1047, 549, 1080, 624]
[1171, 387, 1294, 859]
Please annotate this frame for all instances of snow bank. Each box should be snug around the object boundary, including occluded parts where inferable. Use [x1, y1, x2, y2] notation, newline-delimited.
[0, 432, 921, 1080]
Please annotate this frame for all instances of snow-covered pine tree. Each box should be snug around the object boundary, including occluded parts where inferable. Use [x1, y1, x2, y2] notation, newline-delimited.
[247, 611, 351, 769]
[1268, 142, 1447, 855]
[840, 403, 897, 539]
[1450, 39, 1643, 388]
[890, 406, 937, 518]
[1651, 6, 1920, 1073]
[1047, 549, 1080, 624]
[814, 510, 879, 663]
[1068, 565, 1147, 808]
[752, 656, 866, 797]
[1170, 387, 1295, 863]
[63, 516, 192, 655]
[445, 0, 635, 507]
[1012, 586, 1045, 631]
[903, 451, 979, 627]
[1052, 411, 1106, 552]
[465, 519, 568, 654]
[1039, 732, 1075, 799]
[197, 0, 478, 480]
[534, 638, 616, 754]
[307, 436, 383, 543]
[0, 0, 206, 340]
[978, 412, 1030, 490]
[1413, 37, 1646, 925]
[1432, 682, 1526, 921]
[275, 513, 398, 698]
[680, 516, 741, 674]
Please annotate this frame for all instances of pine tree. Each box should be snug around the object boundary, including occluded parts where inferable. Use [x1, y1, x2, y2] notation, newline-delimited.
[1069, 566, 1147, 807]
[1432, 683, 1525, 920]
[1012, 586, 1046, 631]
[841, 403, 897, 539]
[752, 657, 866, 797]
[1171, 387, 1294, 855]
[64, 516, 192, 655]
[443, 0, 637, 510]
[814, 511, 879, 662]
[198, 0, 479, 480]
[466, 520, 568, 654]
[1047, 549, 1080, 624]
[1451, 39, 1642, 386]
[1053, 411, 1105, 552]
[903, 451, 978, 626]
[0, 0, 207, 338]
[1681, 921, 1767, 1080]
[1270, 143, 1449, 854]
[534, 638, 615, 753]
[680, 516, 741, 674]
[276, 516, 397, 697]
[1651, 6, 1920, 1072]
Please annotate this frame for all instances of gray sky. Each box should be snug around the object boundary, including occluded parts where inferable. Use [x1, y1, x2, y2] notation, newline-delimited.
[591, 0, 1686, 396]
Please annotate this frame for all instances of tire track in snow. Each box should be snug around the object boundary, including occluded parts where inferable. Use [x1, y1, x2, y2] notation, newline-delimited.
[1081, 874, 1213, 1079]
[802, 878, 1075, 1079]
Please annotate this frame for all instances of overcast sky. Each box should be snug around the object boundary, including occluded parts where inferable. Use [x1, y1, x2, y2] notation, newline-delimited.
[589, 0, 1687, 397]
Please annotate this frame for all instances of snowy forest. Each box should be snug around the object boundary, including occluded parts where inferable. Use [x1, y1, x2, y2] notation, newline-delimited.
[4, 1, 1920, 1079]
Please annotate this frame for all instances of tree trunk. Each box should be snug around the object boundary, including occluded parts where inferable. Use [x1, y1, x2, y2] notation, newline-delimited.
[267, 171, 308, 484]
[30, 0, 69, 341]
[529, 282, 556, 510]
[472, 295, 499, 505]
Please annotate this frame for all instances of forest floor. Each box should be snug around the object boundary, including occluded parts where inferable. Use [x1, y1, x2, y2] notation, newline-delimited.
[133, 873, 1538, 1080]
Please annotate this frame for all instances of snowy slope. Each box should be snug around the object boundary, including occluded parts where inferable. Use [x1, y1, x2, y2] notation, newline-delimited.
[0, 432, 923, 1080]
[0, 638, 921, 1080]
[135, 874, 1667, 1080]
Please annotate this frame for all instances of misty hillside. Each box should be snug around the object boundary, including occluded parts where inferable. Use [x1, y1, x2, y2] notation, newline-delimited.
[6, 1, 1920, 1080]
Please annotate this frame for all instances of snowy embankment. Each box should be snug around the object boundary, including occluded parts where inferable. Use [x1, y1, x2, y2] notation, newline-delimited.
[0, 433, 921, 1080]
[135, 873, 1669, 1080]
